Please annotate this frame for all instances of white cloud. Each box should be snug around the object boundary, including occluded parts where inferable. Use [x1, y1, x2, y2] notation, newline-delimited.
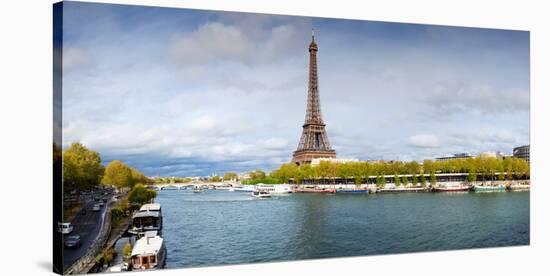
[426, 81, 529, 114]
[63, 47, 88, 70]
[408, 134, 441, 148]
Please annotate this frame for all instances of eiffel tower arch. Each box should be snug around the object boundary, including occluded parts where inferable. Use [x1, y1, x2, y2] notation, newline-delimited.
[291, 31, 336, 166]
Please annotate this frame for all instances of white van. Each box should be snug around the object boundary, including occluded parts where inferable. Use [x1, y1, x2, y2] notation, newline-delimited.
[58, 222, 74, 234]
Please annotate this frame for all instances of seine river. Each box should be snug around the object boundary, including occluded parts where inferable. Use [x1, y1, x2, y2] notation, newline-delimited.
[155, 189, 529, 268]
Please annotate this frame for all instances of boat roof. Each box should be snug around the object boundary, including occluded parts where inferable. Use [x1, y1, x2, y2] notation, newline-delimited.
[133, 211, 160, 218]
[131, 235, 164, 256]
[140, 203, 161, 212]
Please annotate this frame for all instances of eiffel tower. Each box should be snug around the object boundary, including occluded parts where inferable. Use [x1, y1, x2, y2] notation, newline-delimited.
[291, 30, 336, 166]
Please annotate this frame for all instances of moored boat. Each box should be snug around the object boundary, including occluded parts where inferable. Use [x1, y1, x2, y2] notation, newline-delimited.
[129, 203, 163, 235]
[433, 184, 470, 192]
[336, 189, 369, 194]
[295, 186, 336, 193]
[234, 185, 256, 192]
[508, 183, 530, 191]
[130, 231, 167, 271]
[473, 184, 506, 192]
[378, 187, 430, 193]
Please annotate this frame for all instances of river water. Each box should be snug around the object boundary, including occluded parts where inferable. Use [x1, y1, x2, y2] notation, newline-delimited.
[155, 189, 529, 269]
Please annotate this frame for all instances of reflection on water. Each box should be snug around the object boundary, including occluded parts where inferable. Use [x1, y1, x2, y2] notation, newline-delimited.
[156, 189, 529, 269]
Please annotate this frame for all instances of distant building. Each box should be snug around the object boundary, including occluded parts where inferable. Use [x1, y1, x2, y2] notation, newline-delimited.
[311, 157, 359, 166]
[513, 145, 530, 162]
[238, 173, 251, 181]
[435, 153, 473, 161]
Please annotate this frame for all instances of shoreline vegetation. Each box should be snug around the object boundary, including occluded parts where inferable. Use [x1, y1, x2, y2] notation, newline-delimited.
[60, 142, 159, 272]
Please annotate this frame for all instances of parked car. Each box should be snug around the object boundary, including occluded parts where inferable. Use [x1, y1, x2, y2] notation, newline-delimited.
[81, 208, 87, 215]
[58, 222, 73, 235]
[92, 204, 101, 211]
[64, 235, 81, 248]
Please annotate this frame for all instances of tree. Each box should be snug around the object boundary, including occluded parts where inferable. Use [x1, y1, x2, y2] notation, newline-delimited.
[63, 142, 104, 190]
[271, 163, 298, 184]
[467, 170, 477, 182]
[412, 174, 418, 186]
[102, 160, 133, 188]
[249, 169, 266, 180]
[128, 184, 157, 205]
[223, 172, 238, 181]
[123, 243, 132, 261]
[430, 172, 437, 186]
[131, 168, 149, 187]
[394, 174, 400, 186]
[401, 175, 408, 187]
[376, 175, 385, 188]
[211, 175, 222, 182]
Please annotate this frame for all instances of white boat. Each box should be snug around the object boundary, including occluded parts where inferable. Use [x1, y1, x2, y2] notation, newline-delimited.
[252, 190, 271, 198]
[130, 231, 167, 271]
[509, 183, 530, 191]
[234, 185, 256, 192]
[129, 205, 163, 235]
[193, 186, 204, 193]
[140, 203, 162, 214]
[255, 184, 293, 194]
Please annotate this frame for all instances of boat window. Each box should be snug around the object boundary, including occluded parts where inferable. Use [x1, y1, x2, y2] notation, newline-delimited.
[133, 257, 140, 265]
[142, 256, 149, 265]
[150, 255, 156, 263]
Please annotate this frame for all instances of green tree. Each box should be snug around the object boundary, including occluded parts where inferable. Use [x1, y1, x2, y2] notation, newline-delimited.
[376, 175, 385, 188]
[394, 174, 400, 186]
[123, 243, 132, 261]
[430, 172, 437, 186]
[63, 142, 104, 190]
[412, 174, 418, 186]
[131, 168, 148, 187]
[102, 160, 133, 188]
[211, 175, 222, 182]
[467, 170, 477, 182]
[223, 172, 238, 181]
[271, 163, 298, 184]
[249, 169, 266, 180]
[401, 175, 408, 186]
[128, 184, 157, 205]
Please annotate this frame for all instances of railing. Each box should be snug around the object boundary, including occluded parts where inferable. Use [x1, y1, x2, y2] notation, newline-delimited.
[65, 199, 114, 275]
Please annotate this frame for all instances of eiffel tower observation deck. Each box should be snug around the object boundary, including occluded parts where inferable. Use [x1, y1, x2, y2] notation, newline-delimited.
[292, 30, 336, 166]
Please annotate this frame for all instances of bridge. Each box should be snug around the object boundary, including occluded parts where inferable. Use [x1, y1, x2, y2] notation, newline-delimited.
[149, 182, 237, 190]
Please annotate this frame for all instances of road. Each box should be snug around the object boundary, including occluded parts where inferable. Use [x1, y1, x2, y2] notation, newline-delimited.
[63, 194, 109, 270]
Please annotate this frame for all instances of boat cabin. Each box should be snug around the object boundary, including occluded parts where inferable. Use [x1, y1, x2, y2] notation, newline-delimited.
[131, 232, 166, 270]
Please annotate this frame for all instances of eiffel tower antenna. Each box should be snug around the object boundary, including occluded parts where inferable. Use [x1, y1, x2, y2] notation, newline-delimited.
[291, 30, 336, 166]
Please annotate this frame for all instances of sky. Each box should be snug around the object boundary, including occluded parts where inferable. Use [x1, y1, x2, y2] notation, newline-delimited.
[58, 1, 530, 177]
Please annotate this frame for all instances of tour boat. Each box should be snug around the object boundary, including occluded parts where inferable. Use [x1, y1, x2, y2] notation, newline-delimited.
[433, 184, 470, 192]
[255, 184, 293, 194]
[252, 190, 271, 198]
[473, 184, 506, 192]
[378, 187, 429, 193]
[130, 231, 167, 271]
[234, 185, 256, 192]
[295, 187, 336, 193]
[336, 189, 369, 194]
